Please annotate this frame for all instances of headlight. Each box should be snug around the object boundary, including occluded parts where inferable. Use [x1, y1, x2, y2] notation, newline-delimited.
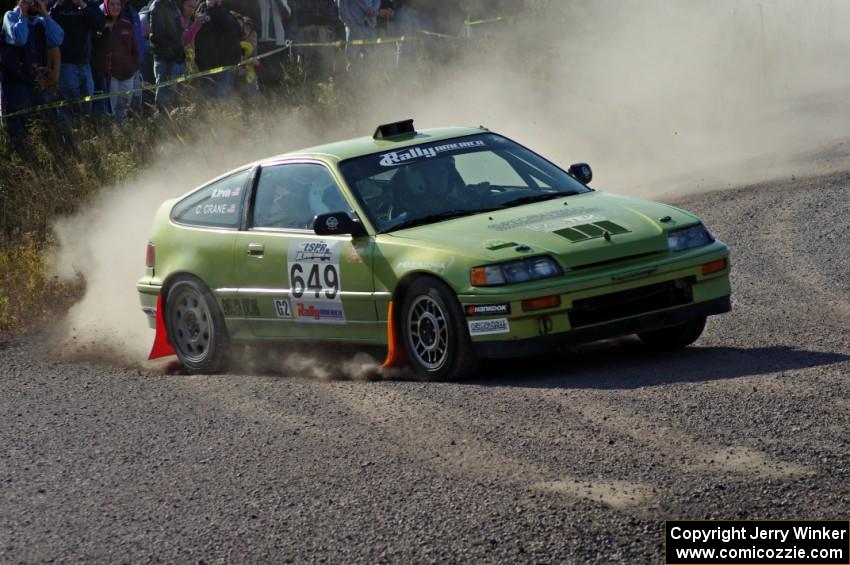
[470, 256, 564, 286]
[667, 224, 714, 252]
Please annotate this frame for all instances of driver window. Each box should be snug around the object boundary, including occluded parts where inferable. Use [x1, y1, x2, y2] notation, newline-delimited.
[253, 163, 349, 230]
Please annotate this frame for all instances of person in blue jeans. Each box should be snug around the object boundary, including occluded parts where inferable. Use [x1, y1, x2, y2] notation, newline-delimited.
[1, 0, 64, 138]
[148, 0, 184, 110]
[50, 0, 104, 114]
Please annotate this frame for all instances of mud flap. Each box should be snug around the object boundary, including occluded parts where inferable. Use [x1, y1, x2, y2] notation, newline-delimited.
[148, 294, 176, 360]
[381, 301, 408, 368]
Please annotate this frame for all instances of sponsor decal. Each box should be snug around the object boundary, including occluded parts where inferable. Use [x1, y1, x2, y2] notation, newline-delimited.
[221, 298, 260, 317]
[468, 318, 510, 336]
[211, 186, 242, 199]
[288, 240, 345, 323]
[465, 303, 511, 317]
[295, 302, 345, 323]
[273, 299, 292, 318]
[378, 140, 487, 167]
[325, 216, 339, 231]
[195, 203, 239, 216]
[293, 241, 334, 262]
[488, 207, 605, 232]
[395, 260, 449, 271]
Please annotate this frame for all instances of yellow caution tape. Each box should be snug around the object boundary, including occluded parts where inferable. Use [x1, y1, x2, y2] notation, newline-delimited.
[2, 42, 292, 118]
[464, 15, 513, 26]
[2, 18, 507, 119]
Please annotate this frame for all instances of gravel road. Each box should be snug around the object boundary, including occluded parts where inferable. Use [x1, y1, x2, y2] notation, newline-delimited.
[2, 171, 849, 564]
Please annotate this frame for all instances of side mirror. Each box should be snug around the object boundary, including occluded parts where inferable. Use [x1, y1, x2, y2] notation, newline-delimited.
[569, 163, 593, 185]
[313, 211, 368, 237]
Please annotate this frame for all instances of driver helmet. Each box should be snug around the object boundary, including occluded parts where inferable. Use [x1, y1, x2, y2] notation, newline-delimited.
[404, 155, 457, 197]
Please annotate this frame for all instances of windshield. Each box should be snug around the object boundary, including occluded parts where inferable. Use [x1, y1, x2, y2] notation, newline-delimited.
[338, 133, 591, 233]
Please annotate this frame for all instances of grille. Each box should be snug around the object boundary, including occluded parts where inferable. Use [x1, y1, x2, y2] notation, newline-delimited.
[569, 278, 693, 328]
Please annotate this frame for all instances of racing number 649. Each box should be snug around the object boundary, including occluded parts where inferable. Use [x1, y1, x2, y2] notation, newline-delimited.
[290, 263, 339, 299]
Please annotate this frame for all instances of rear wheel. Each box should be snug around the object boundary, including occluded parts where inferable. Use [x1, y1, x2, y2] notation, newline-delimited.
[637, 316, 707, 349]
[165, 277, 229, 373]
[402, 277, 480, 382]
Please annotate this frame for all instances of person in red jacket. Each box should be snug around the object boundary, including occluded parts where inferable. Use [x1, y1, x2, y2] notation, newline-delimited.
[105, 0, 139, 117]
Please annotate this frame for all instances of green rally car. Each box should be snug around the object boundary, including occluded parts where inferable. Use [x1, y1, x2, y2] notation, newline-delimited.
[138, 120, 731, 381]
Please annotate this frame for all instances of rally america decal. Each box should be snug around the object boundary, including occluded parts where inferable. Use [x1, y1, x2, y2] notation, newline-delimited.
[468, 318, 511, 336]
[379, 140, 487, 167]
[287, 240, 346, 324]
[465, 303, 511, 317]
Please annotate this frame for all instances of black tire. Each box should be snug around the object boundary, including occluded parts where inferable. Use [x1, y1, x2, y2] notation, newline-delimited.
[164, 276, 230, 373]
[637, 316, 707, 349]
[401, 277, 480, 382]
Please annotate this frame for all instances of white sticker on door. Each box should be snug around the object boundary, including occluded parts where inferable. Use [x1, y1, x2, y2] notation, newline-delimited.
[288, 240, 345, 324]
[273, 299, 292, 318]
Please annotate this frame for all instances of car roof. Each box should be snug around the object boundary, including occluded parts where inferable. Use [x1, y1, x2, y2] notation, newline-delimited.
[273, 126, 487, 164]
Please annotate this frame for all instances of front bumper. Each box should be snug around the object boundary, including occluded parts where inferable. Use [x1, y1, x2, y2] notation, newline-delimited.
[472, 295, 730, 358]
[458, 244, 732, 356]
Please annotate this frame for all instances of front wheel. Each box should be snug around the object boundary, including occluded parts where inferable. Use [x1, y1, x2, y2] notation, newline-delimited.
[637, 316, 707, 349]
[165, 277, 230, 373]
[402, 278, 480, 382]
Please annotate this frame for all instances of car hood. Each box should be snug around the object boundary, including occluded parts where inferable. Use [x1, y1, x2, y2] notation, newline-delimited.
[386, 191, 700, 268]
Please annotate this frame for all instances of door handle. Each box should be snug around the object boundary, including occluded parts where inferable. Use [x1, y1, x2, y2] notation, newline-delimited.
[247, 243, 265, 256]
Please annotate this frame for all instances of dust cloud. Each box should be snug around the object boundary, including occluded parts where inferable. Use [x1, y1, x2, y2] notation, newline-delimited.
[52, 0, 850, 369]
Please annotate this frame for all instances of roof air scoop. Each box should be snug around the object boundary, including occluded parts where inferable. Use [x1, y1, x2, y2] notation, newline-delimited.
[374, 119, 416, 140]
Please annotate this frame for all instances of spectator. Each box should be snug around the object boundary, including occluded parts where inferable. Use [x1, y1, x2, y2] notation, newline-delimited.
[338, 0, 378, 40]
[234, 14, 258, 97]
[89, 0, 113, 114]
[0, 0, 64, 138]
[106, 0, 139, 117]
[114, 0, 145, 113]
[148, 0, 184, 110]
[380, 0, 431, 37]
[178, 0, 201, 46]
[256, 0, 288, 46]
[291, 0, 343, 84]
[49, 0, 104, 112]
[231, 0, 290, 88]
[193, 0, 240, 99]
